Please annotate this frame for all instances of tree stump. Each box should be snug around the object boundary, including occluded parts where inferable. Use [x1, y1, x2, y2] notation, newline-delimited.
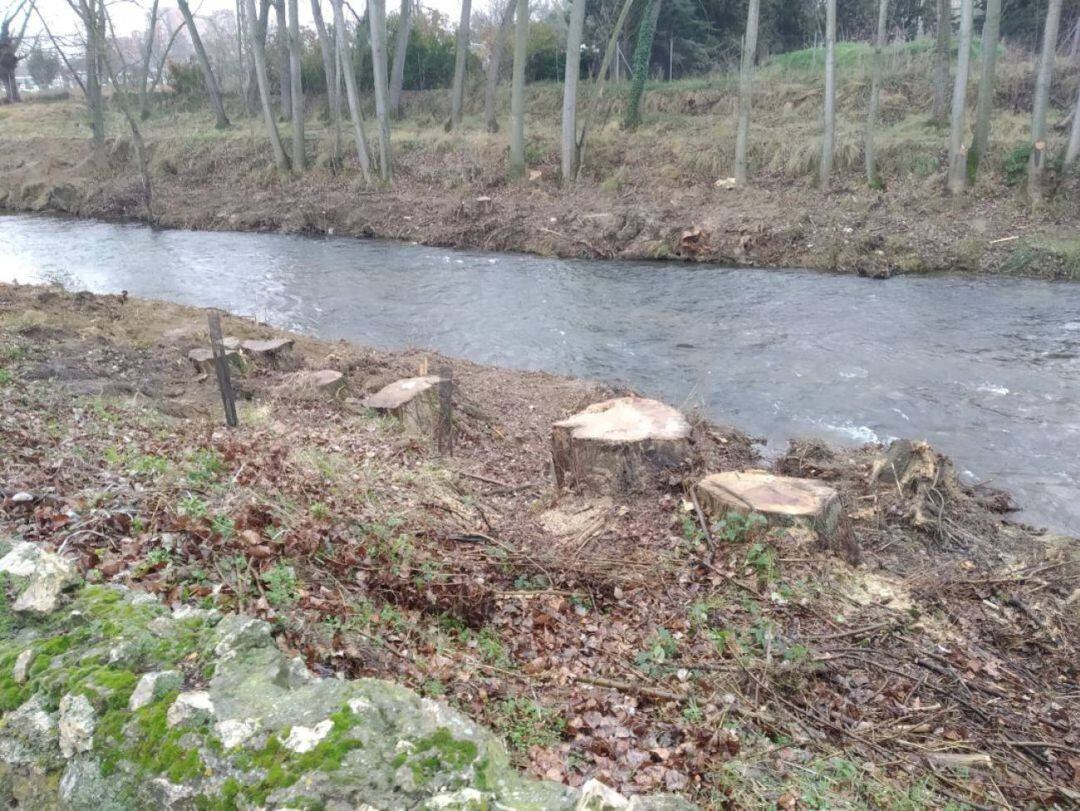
[240, 338, 296, 368]
[187, 348, 242, 377]
[295, 369, 346, 398]
[551, 397, 691, 494]
[696, 470, 842, 546]
[362, 376, 443, 435]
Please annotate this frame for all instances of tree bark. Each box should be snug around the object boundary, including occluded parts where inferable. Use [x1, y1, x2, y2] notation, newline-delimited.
[82, 0, 105, 158]
[243, 0, 290, 170]
[820, 0, 836, 187]
[332, 0, 373, 182]
[1065, 79, 1080, 164]
[968, 0, 1001, 182]
[865, 0, 888, 187]
[176, 0, 231, 128]
[274, 0, 291, 119]
[734, 0, 760, 186]
[369, 0, 394, 181]
[509, 0, 528, 177]
[247, 0, 271, 113]
[560, 0, 586, 181]
[931, 0, 950, 125]
[484, 0, 516, 132]
[137, 0, 160, 120]
[946, 0, 973, 193]
[1028, 0, 1064, 200]
[311, 0, 340, 161]
[389, 0, 413, 118]
[575, 0, 634, 176]
[449, 0, 472, 129]
[287, 0, 304, 169]
[624, 0, 661, 130]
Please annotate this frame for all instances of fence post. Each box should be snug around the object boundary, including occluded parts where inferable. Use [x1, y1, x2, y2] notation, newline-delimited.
[207, 311, 239, 428]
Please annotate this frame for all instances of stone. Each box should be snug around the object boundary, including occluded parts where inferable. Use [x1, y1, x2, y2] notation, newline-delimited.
[696, 471, 841, 542]
[12, 650, 33, 684]
[362, 376, 443, 435]
[552, 397, 692, 494]
[58, 694, 96, 758]
[240, 337, 295, 366]
[213, 615, 272, 659]
[129, 670, 184, 712]
[275, 656, 316, 689]
[186, 347, 242, 376]
[0, 542, 80, 614]
[281, 719, 334, 753]
[0, 695, 60, 767]
[214, 718, 261, 749]
[166, 691, 215, 728]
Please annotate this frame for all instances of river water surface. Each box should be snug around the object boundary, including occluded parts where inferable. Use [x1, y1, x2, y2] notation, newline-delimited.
[3, 214, 1079, 534]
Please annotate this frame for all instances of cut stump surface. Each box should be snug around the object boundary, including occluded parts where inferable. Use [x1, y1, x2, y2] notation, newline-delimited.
[696, 470, 841, 543]
[552, 397, 691, 494]
[362, 376, 443, 436]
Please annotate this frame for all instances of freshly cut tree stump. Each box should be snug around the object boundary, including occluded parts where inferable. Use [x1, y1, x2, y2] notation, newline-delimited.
[696, 470, 841, 544]
[362, 376, 443, 435]
[296, 369, 346, 397]
[187, 347, 243, 376]
[552, 397, 691, 494]
[241, 338, 295, 367]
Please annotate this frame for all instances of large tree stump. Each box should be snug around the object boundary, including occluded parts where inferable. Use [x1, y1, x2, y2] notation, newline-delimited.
[187, 348, 242, 377]
[696, 470, 842, 546]
[294, 369, 346, 398]
[552, 397, 691, 494]
[362, 376, 443, 436]
[241, 338, 295, 368]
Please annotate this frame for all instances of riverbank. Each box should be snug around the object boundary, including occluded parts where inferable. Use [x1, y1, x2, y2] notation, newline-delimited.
[2, 283, 1078, 807]
[2, 44, 1079, 278]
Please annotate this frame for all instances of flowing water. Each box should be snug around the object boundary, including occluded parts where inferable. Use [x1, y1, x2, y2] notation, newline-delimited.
[3, 213, 1079, 534]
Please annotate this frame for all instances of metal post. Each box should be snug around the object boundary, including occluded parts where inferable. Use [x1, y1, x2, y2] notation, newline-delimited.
[207, 311, 239, 428]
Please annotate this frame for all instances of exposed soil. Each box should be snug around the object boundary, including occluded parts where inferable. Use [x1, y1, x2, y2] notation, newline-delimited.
[2, 283, 1079, 808]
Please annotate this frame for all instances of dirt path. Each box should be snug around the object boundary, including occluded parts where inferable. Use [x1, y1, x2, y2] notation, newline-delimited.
[2, 283, 1078, 807]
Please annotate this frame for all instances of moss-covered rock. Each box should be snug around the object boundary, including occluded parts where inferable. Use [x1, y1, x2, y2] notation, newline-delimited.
[0, 548, 694, 810]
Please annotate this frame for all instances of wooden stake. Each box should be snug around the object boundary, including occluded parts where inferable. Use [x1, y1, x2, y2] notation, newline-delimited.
[437, 365, 453, 455]
[207, 311, 238, 428]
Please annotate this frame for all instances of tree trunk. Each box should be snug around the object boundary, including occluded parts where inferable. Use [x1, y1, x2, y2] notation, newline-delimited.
[865, 0, 888, 187]
[83, 0, 105, 159]
[311, 0, 340, 161]
[243, 0, 290, 171]
[287, 0, 304, 169]
[274, 0, 291, 119]
[137, 0, 160, 120]
[575, 0, 635, 175]
[1028, 0, 1064, 200]
[176, 0, 231, 128]
[624, 0, 661, 130]
[389, 0, 413, 119]
[509, 0, 528, 177]
[968, 0, 1001, 182]
[449, 0, 472, 129]
[247, 0, 271, 113]
[369, 0, 394, 181]
[946, 0, 973, 193]
[931, 0, 950, 125]
[560, 0, 586, 181]
[332, 0, 373, 182]
[484, 0, 516, 133]
[1065, 80, 1080, 164]
[734, 0, 760, 186]
[820, 0, 837, 187]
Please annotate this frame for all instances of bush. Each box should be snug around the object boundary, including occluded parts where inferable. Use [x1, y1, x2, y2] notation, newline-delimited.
[166, 60, 205, 100]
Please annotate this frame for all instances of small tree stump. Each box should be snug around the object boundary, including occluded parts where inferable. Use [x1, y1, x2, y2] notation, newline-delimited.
[696, 470, 841, 544]
[362, 376, 443, 435]
[240, 338, 296, 368]
[552, 397, 691, 494]
[187, 348, 242, 377]
[297, 369, 346, 397]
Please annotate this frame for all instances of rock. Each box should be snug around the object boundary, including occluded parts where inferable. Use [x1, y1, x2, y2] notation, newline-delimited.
[0, 542, 80, 614]
[362, 376, 443, 436]
[166, 691, 215, 728]
[696, 471, 841, 543]
[552, 397, 692, 494]
[275, 656, 316, 689]
[293, 369, 346, 398]
[186, 347, 242, 376]
[213, 614, 272, 659]
[12, 650, 33, 684]
[58, 694, 96, 758]
[214, 718, 261, 749]
[129, 670, 184, 712]
[240, 337, 295, 367]
[282, 719, 334, 753]
[0, 695, 60, 768]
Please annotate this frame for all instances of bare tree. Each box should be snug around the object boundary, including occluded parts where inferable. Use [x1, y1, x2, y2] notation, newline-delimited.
[246, 0, 271, 113]
[389, 0, 412, 118]
[448, 0, 471, 129]
[560, 0, 586, 180]
[968, 0, 1002, 182]
[287, 0, 304, 169]
[931, 0, 950, 125]
[243, 0, 290, 170]
[135, 0, 160, 119]
[946, 0, 973, 194]
[177, 0, 230, 128]
[574, 0, 634, 176]
[1028, 0, 1063, 200]
[733, 0, 760, 186]
[508, 0, 527, 177]
[865, 0, 888, 187]
[61, 0, 105, 157]
[483, 0, 515, 132]
[332, 0, 373, 182]
[274, 0, 290, 118]
[1066, 80, 1080, 165]
[820, 0, 836, 187]
[311, 0, 340, 160]
[369, 0, 393, 181]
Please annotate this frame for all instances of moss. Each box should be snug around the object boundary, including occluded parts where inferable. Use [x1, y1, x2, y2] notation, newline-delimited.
[406, 727, 480, 786]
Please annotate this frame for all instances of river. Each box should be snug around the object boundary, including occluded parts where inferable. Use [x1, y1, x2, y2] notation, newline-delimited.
[2, 213, 1079, 534]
